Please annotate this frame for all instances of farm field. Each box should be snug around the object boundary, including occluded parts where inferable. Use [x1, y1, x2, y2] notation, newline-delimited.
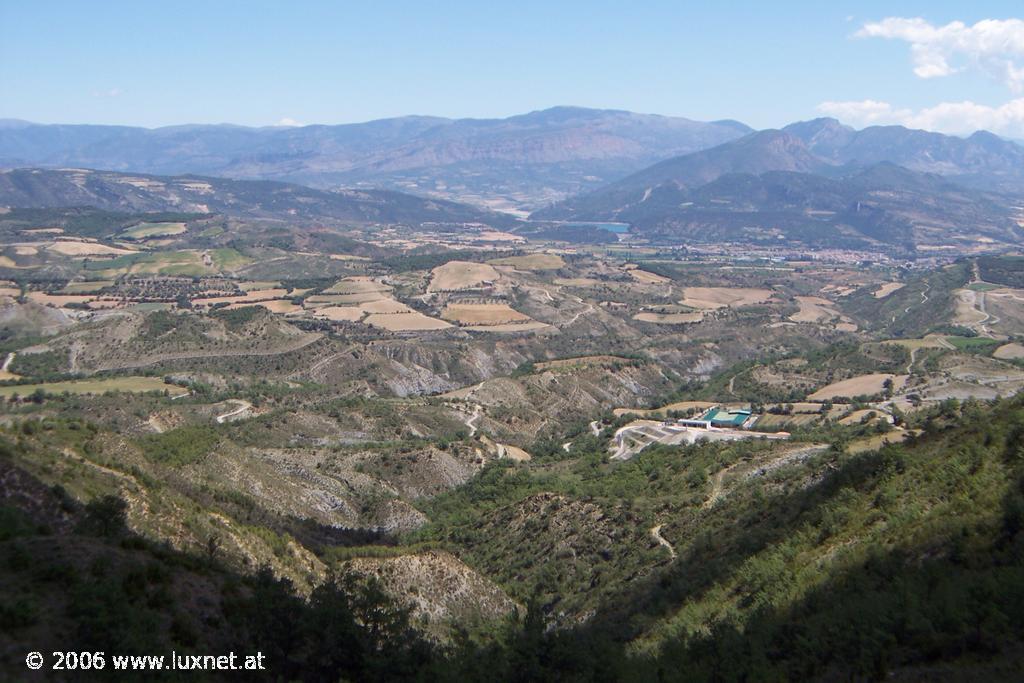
[120, 221, 188, 239]
[807, 373, 907, 401]
[463, 321, 550, 332]
[753, 412, 819, 428]
[612, 400, 717, 417]
[364, 311, 452, 331]
[441, 303, 531, 325]
[789, 295, 856, 330]
[627, 268, 670, 284]
[323, 277, 392, 295]
[488, 253, 565, 270]
[229, 299, 304, 315]
[60, 280, 115, 293]
[553, 277, 601, 287]
[994, 342, 1024, 360]
[679, 286, 773, 309]
[195, 288, 290, 306]
[428, 261, 501, 291]
[47, 240, 137, 256]
[314, 306, 365, 322]
[0, 376, 187, 398]
[873, 282, 904, 298]
[633, 311, 703, 324]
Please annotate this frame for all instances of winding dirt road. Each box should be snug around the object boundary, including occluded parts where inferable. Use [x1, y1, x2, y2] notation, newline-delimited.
[216, 399, 253, 424]
[650, 524, 676, 559]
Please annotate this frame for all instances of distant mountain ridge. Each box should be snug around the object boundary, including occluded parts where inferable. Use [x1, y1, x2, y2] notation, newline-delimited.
[0, 108, 752, 210]
[0, 168, 513, 228]
[534, 122, 1024, 253]
[783, 118, 1024, 192]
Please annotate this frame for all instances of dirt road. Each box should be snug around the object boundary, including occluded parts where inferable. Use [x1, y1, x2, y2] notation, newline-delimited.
[650, 524, 676, 559]
[216, 399, 253, 424]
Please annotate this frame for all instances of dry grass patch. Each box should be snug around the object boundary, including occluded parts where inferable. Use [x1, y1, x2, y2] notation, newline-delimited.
[873, 282, 905, 298]
[632, 312, 703, 324]
[195, 288, 290, 307]
[47, 241, 137, 256]
[61, 281, 114, 294]
[679, 286, 773, 309]
[360, 299, 413, 314]
[121, 221, 188, 239]
[463, 321, 550, 332]
[0, 377, 187, 398]
[314, 306, 365, 322]
[613, 400, 717, 417]
[428, 261, 501, 292]
[304, 292, 387, 307]
[323, 277, 392, 295]
[628, 269, 670, 284]
[807, 373, 907, 401]
[952, 289, 987, 326]
[365, 312, 452, 331]
[553, 277, 601, 287]
[789, 295, 855, 330]
[441, 303, 531, 326]
[488, 253, 565, 271]
[228, 299, 304, 315]
[26, 292, 92, 307]
[994, 342, 1024, 360]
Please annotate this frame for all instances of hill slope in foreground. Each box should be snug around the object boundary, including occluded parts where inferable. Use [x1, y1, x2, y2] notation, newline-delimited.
[3, 390, 1024, 679]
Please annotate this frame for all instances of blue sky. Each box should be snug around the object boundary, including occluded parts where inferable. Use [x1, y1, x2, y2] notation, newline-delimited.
[2, 1, 1023, 135]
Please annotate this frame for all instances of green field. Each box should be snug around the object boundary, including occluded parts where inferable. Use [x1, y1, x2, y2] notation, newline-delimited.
[210, 248, 252, 271]
[60, 280, 115, 293]
[966, 282, 1001, 292]
[0, 376, 187, 398]
[944, 335, 1001, 353]
[86, 250, 209, 277]
[120, 222, 188, 239]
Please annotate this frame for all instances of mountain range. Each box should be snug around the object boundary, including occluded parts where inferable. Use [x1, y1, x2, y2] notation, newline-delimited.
[3, 111, 1024, 254]
[0, 108, 751, 211]
[0, 168, 510, 227]
[533, 119, 1024, 253]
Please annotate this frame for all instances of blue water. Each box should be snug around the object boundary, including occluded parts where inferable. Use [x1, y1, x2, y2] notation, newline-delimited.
[562, 221, 630, 233]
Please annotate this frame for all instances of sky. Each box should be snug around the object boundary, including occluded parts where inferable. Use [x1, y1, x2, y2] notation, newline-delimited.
[2, 1, 1024, 136]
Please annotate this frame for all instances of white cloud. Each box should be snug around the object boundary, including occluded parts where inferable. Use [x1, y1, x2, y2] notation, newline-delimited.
[856, 17, 1024, 91]
[276, 117, 303, 127]
[817, 98, 1024, 137]
[816, 99, 913, 126]
[92, 88, 123, 98]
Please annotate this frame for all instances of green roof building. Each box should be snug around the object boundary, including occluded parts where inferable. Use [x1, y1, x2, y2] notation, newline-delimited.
[703, 407, 752, 429]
